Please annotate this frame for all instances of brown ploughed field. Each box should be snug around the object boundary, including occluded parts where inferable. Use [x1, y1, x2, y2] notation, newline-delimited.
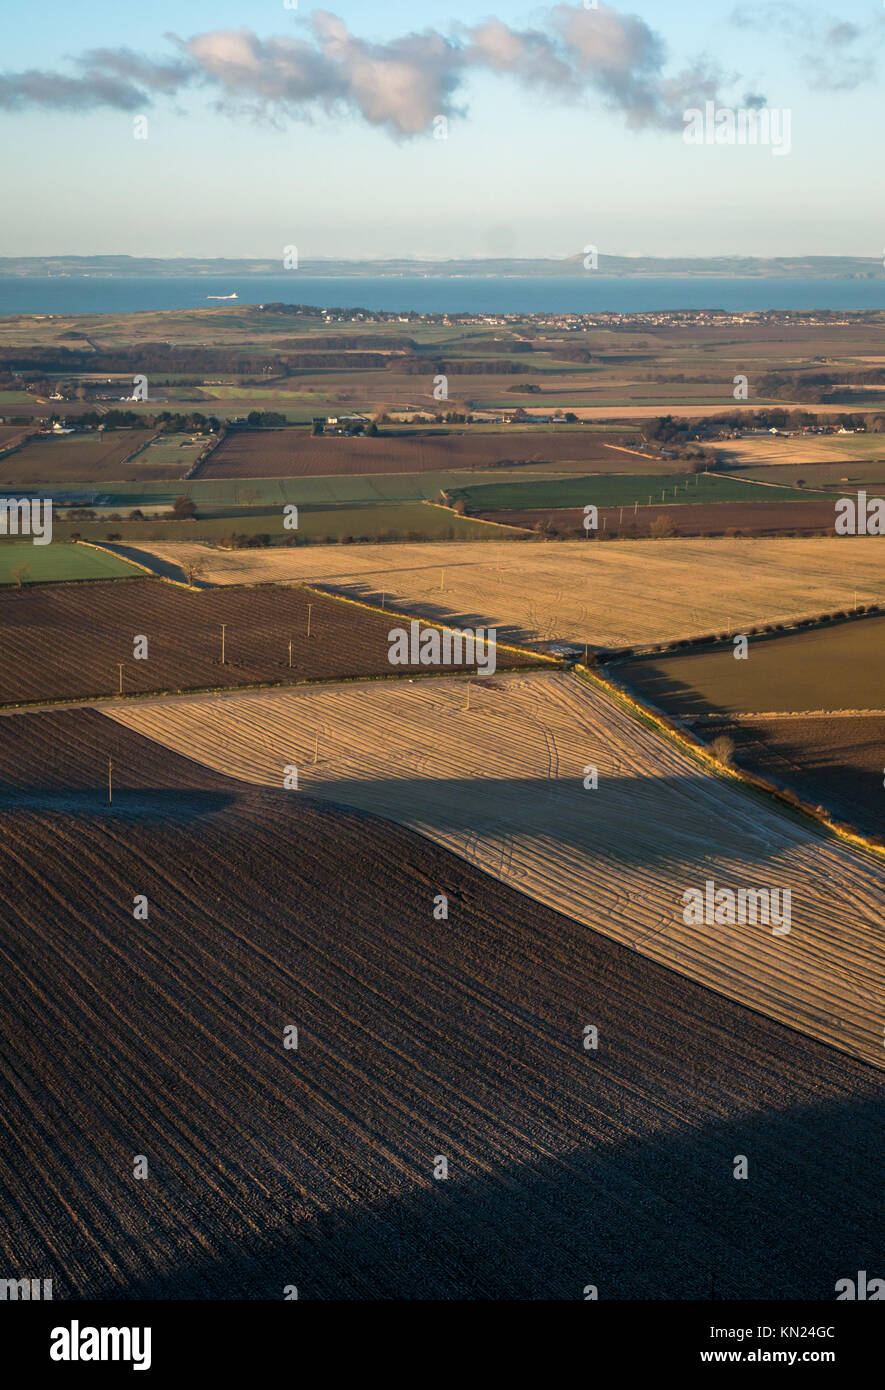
[198, 430, 637, 478]
[704, 715, 885, 841]
[1, 429, 159, 484]
[108, 672, 885, 1068]
[0, 579, 541, 705]
[0, 708, 880, 1299]
[477, 498, 839, 537]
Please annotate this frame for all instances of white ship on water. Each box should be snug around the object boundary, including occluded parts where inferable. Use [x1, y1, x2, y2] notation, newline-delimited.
[206, 292, 238, 300]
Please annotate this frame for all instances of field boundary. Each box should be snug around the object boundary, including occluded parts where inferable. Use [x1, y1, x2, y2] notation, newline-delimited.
[604, 598, 883, 659]
[117, 430, 160, 466]
[187, 426, 226, 479]
[711, 469, 832, 496]
[694, 708, 885, 720]
[0, 430, 34, 463]
[422, 498, 533, 535]
[602, 442, 658, 461]
[578, 664, 885, 862]
[76, 539, 200, 590]
[0, 659, 559, 717]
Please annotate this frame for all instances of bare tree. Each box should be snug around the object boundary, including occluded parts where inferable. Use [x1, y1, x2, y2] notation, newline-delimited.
[709, 733, 736, 767]
[181, 555, 206, 587]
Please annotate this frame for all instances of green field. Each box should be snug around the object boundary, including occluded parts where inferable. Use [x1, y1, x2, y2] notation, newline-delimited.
[45, 501, 526, 545]
[0, 542, 142, 585]
[25, 467, 580, 511]
[619, 616, 885, 716]
[451, 472, 822, 512]
[130, 431, 216, 472]
[737, 461, 885, 490]
[825, 433, 885, 457]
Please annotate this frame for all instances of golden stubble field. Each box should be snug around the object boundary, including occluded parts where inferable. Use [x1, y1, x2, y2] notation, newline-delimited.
[710, 436, 880, 467]
[132, 537, 884, 647]
[105, 670, 885, 1068]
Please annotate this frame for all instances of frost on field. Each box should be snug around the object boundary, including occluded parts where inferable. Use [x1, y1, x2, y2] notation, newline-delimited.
[108, 670, 885, 1069]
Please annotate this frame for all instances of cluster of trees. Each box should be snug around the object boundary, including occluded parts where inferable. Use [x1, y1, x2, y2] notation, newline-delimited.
[169, 496, 196, 518]
[255, 303, 324, 317]
[49, 409, 220, 433]
[642, 417, 718, 467]
[242, 411, 287, 427]
[313, 419, 378, 436]
[661, 406, 872, 433]
[555, 347, 594, 363]
[374, 412, 475, 425]
[289, 352, 392, 368]
[217, 532, 289, 550]
[759, 369, 885, 403]
[396, 358, 532, 376]
[61, 496, 197, 526]
[645, 415, 694, 443]
[5, 344, 395, 376]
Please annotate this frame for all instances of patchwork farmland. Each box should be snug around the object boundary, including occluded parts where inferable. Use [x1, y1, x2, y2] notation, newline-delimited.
[3, 292, 885, 1312]
[0, 429, 158, 485]
[46, 501, 518, 547]
[107, 670, 885, 1068]
[126, 536, 885, 649]
[617, 617, 885, 843]
[1, 709, 880, 1299]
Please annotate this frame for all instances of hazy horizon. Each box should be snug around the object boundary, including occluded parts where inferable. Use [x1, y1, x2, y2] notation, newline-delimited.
[1, 2, 883, 261]
[2, 251, 881, 265]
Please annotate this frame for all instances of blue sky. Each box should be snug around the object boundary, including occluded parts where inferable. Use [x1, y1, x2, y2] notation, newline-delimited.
[1, 1, 882, 259]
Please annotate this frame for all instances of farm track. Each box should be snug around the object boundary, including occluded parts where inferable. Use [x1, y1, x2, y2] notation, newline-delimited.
[106, 671, 885, 1069]
[0, 708, 882, 1299]
[125, 537, 885, 649]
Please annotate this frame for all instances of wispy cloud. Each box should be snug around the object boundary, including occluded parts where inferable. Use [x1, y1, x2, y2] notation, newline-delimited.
[0, 49, 193, 111]
[0, 4, 745, 135]
[731, 4, 884, 90]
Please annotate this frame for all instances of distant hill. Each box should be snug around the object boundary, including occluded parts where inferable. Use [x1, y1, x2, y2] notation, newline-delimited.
[1, 254, 882, 279]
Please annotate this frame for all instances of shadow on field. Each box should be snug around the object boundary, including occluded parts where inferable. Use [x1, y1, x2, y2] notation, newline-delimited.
[0, 787, 236, 820]
[88, 1090, 884, 1301]
[99, 542, 213, 587]
[314, 580, 540, 646]
[707, 720, 885, 842]
[290, 768, 821, 875]
[1, 718, 881, 1304]
[613, 659, 733, 719]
